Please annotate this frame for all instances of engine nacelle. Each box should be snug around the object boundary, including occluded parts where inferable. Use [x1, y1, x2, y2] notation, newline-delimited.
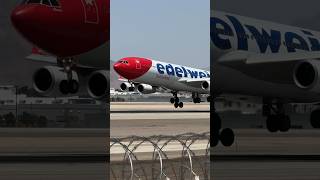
[33, 66, 78, 96]
[293, 60, 320, 92]
[137, 84, 156, 94]
[87, 70, 109, 100]
[201, 80, 210, 91]
[120, 82, 134, 91]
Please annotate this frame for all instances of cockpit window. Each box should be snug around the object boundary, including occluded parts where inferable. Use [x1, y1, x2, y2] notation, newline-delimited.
[118, 60, 129, 64]
[23, 0, 60, 7]
[50, 0, 59, 6]
[26, 0, 41, 3]
[42, 0, 51, 5]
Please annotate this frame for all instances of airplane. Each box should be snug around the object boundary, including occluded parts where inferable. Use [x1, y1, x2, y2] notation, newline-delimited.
[211, 10, 320, 147]
[113, 57, 211, 108]
[11, 0, 109, 100]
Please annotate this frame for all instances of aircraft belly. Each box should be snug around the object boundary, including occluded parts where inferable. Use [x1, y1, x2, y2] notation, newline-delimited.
[75, 42, 109, 68]
[213, 65, 320, 103]
[134, 72, 207, 93]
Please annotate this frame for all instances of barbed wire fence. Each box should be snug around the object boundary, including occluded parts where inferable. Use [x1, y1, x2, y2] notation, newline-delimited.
[110, 132, 210, 180]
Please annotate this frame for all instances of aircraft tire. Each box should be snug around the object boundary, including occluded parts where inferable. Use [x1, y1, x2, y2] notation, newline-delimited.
[174, 103, 179, 108]
[68, 80, 79, 94]
[128, 87, 135, 92]
[212, 113, 222, 131]
[266, 115, 278, 132]
[279, 115, 290, 132]
[170, 98, 175, 104]
[212, 131, 219, 147]
[220, 128, 234, 147]
[311, 110, 320, 128]
[178, 102, 183, 108]
[59, 80, 69, 95]
[196, 97, 201, 103]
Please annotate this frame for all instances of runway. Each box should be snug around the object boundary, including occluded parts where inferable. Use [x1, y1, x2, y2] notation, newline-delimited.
[212, 161, 320, 180]
[0, 163, 108, 180]
[110, 102, 210, 137]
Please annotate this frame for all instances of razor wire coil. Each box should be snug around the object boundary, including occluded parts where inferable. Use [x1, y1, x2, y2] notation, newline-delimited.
[110, 132, 210, 180]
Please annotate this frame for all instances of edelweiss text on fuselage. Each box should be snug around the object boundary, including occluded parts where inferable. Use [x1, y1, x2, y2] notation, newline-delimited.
[156, 63, 210, 79]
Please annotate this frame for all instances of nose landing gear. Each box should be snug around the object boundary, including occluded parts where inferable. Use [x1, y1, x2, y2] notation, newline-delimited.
[59, 58, 79, 95]
[192, 92, 201, 103]
[263, 99, 291, 133]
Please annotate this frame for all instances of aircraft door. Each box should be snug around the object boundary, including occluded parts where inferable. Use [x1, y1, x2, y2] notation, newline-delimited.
[81, 0, 99, 24]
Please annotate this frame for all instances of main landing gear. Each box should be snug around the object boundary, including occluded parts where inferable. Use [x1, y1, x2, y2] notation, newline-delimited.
[212, 95, 235, 147]
[170, 92, 183, 108]
[310, 109, 320, 128]
[59, 58, 79, 95]
[192, 92, 201, 103]
[263, 99, 291, 132]
[128, 82, 135, 92]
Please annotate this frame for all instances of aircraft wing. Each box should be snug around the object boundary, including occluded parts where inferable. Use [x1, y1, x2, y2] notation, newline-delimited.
[26, 47, 97, 69]
[217, 51, 320, 84]
[178, 78, 210, 88]
[26, 47, 57, 64]
[246, 51, 320, 64]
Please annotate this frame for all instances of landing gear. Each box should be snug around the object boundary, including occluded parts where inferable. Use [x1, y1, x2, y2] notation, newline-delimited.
[192, 92, 201, 103]
[59, 58, 79, 94]
[212, 112, 235, 147]
[212, 94, 235, 147]
[207, 95, 212, 102]
[171, 92, 183, 108]
[310, 109, 320, 128]
[128, 86, 135, 92]
[59, 79, 79, 95]
[263, 99, 291, 132]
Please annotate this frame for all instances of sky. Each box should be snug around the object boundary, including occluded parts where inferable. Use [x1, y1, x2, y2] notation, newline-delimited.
[111, 0, 210, 68]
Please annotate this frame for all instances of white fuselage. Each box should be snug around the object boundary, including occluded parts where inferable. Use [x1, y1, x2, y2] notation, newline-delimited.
[211, 11, 320, 103]
[133, 60, 210, 94]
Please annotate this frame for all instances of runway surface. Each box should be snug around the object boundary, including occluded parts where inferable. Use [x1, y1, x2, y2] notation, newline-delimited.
[0, 163, 108, 180]
[110, 102, 210, 137]
[212, 161, 320, 180]
[0, 128, 107, 155]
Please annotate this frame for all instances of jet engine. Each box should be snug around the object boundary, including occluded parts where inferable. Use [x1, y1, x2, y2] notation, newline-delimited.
[120, 82, 135, 91]
[33, 66, 79, 96]
[201, 80, 210, 91]
[293, 60, 320, 92]
[87, 70, 109, 100]
[137, 84, 156, 94]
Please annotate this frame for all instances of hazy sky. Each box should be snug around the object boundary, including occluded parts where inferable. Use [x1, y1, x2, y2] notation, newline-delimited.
[111, 0, 210, 68]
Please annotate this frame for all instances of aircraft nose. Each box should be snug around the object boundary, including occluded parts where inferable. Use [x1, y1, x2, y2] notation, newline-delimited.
[10, 4, 108, 57]
[113, 62, 122, 72]
[11, 6, 36, 31]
